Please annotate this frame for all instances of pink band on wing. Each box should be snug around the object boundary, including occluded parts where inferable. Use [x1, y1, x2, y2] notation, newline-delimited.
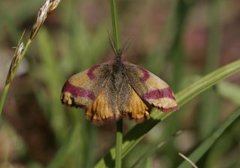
[87, 65, 100, 80]
[143, 88, 175, 100]
[138, 67, 150, 81]
[62, 81, 96, 100]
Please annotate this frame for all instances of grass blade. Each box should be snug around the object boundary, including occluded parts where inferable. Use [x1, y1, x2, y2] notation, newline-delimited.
[178, 107, 240, 168]
[0, 0, 61, 116]
[110, 0, 123, 167]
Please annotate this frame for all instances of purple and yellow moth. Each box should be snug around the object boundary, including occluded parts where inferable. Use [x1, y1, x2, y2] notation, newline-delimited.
[61, 49, 178, 125]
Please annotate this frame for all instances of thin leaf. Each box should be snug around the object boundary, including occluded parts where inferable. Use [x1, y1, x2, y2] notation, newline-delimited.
[178, 107, 240, 168]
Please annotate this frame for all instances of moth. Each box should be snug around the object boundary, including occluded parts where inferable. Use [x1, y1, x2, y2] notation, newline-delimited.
[61, 49, 178, 125]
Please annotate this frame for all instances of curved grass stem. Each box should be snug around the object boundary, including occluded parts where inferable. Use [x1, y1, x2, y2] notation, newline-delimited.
[0, 0, 61, 116]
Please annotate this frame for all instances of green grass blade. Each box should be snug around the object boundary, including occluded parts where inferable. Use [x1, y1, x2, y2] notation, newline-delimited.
[110, 0, 123, 167]
[0, 0, 61, 116]
[0, 85, 10, 115]
[94, 60, 240, 168]
[178, 107, 240, 168]
[176, 60, 240, 107]
[110, 0, 121, 51]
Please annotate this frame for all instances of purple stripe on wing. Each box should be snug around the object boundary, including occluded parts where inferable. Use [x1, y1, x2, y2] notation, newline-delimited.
[138, 67, 150, 81]
[87, 65, 100, 80]
[62, 81, 96, 100]
[143, 88, 175, 100]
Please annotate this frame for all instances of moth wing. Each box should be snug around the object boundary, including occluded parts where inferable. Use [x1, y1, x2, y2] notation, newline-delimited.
[61, 64, 119, 124]
[61, 64, 108, 107]
[120, 84, 150, 121]
[125, 63, 178, 112]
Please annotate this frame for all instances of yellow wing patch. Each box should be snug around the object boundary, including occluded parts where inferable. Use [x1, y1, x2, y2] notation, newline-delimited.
[122, 86, 150, 121]
[85, 90, 120, 124]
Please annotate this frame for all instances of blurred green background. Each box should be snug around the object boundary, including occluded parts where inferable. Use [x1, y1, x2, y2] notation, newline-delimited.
[0, 0, 240, 168]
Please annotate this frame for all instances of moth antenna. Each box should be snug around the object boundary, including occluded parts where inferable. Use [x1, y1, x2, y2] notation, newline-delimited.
[108, 33, 122, 61]
[108, 35, 117, 55]
[122, 38, 131, 54]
